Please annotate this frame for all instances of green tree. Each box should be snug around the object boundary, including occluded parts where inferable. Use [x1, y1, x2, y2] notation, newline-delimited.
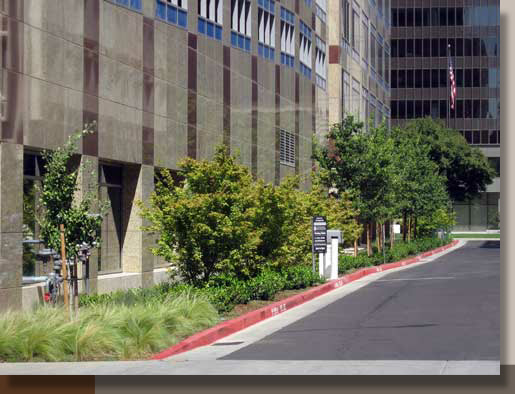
[401, 118, 495, 202]
[38, 126, 107, 258]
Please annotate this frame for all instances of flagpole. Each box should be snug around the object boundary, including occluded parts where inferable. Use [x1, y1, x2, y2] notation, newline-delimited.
[447, 44, 451, 129]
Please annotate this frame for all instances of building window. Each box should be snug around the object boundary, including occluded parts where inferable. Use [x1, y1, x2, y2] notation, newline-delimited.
[156, 0, 188, 28]
[280, 130, 296, 166]
[384, 45, 390, 86]
[98, 164, 123, 274]
[316, 1, 327, 23]
[362, 87, 369, 123]
[304, 0, 313, 8]
[299, 20, 312, 79]
[315, 36, 327, 90]
[352, 8, 360, 54]
[370, 28, 376, 70]
[362, 14, 369, 64]
[231, 0, 251, 51]
[352, 78, 360, 116]
[258, 0, 276, 61]
[406, 7, 413, 26]
[198, 0, 223, 40]
[342, 0, 350, 45]
[111, 0, 142, 12]
[377, 35, 383, 80]
[280, 7, 295, 67]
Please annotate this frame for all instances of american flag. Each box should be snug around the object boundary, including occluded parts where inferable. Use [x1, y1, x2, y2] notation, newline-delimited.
[448, 46, 457, 110]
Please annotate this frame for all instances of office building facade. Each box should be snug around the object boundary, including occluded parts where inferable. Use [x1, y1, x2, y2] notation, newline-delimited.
[389, 0, 500, 231]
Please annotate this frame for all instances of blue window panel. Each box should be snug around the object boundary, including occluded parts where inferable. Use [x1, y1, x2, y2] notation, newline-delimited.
[215, 25, 222, 40]
[231, 32, 238, 46]
[281, 7, 285, 20]
[178, 10, 187, 28]
[258, 43, 264, 57]
[264, 0, 269, 10]
[290, 56, 294, 68]
[258, 0, 264, 7]
[167, 6, 177, 24]
[198, 18, 206, 34]
[270, 48, 274, 60]
[270, 1, 274, 13]
[237, 34, 244, 49]
[245, 37, 251, 51]
[264, 45, 269, 58]
[281, 53, 285, 64]
[130, 0, 142, 11]
[117, 0, 129, 6]
[156, 1, 166, 19]
[207, 21, 214, 37]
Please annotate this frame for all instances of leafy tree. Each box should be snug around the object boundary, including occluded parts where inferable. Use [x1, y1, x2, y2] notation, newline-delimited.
[314, 116, 396, 254]
[38, 126, 107, 258]
[400, 118, 495, 202]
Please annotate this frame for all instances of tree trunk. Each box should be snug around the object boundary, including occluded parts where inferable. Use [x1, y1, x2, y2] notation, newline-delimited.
[414, 216, 418, 240]
[402, 211, 407, 241]
[408, 214, 411, 242]
[376, 222, 381, 253]
[366, 223, 372, 257]
[390, 221, 395, 248]
[354, 239, 358, 257]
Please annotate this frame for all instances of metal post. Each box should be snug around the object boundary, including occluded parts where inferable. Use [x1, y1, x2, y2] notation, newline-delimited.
[59, 224, 69, 316]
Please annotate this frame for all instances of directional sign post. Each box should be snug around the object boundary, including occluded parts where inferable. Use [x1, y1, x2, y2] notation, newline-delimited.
[312, 216, 327, 273]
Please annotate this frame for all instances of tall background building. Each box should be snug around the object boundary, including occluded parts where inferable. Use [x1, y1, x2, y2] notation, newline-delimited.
[389, 0, 501, 231]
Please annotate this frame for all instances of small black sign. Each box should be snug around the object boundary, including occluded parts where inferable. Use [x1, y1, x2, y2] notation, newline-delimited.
[312, 216, 327, 254]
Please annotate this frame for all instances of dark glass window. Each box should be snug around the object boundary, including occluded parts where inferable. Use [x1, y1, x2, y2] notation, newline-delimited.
[431, 8, 439, 26]
[423, 69, 431, 88]
[473, 130, 481, 144]
[464, 38, 472, 56]
[488, 98, 498, 119]
[439, 8, 447, 26]
[464, 130, 472, 143]
[398, 8, 405, 26]
[456, 100, 463, 118]
[415, 69, 422, 88]
[456, 69, 463, 87]
[464, 99, 472, 118]
[440, 69, 447, 87]
[392, 8, 398, 27]
[407, 101, 414, 119]
[464, 69, 472, 87]
[456, 38, 463, 57]
[448, 38, 455, 57]
[473, 100, 480, 118]
[391, 70, 397, 88]
[407, 8, 414, 26]
[391, 100, 398, 118]
[432, 39, 439, 57]
[406, 69, 414, 88]
[480, 38, 488, 57]
[431, 69, 439, 88]
[481, 69, 488, 87]
[398, 69, 406, 88]
[448, 8, 455, 26]
[415, 39, 422, 57]
[481, 130, 489, 144]
[423, 38, 430, 57]
[440, 39, 447, 57]
[415, 8, 422, 26]
[481, 100, 489, 118]
[456, 7, 464, 26]
[440, 100, 447, 118]
[473, 68, 480, 87]
[415, 100, 422, 117]
[464, 7, 472, 25]
[431, 100, 439, 118]
[406, 39, 414, 57]
[423, 100, 431, 117]
[423, 8, 430, 26]
[392, 39, 398, 58]
[479, 5, 489, 26]
[398, 39, 405, 58]
[398, 100, 406, 118]
[473, 38, 480, 56]
[489, 130, 498, 144]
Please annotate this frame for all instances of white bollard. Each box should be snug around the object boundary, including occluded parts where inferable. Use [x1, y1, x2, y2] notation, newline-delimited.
[331, 236, 339, 280]
[324, 243, 332, 278]
[318, 253, 325, 278]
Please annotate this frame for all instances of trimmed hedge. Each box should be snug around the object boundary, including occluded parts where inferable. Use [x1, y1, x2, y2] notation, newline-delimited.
[339, 237, 452, 274]
[80, 265, 325, 314]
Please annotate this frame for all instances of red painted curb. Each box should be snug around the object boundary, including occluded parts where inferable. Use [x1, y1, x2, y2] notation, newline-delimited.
[151, 239, 459, 360]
